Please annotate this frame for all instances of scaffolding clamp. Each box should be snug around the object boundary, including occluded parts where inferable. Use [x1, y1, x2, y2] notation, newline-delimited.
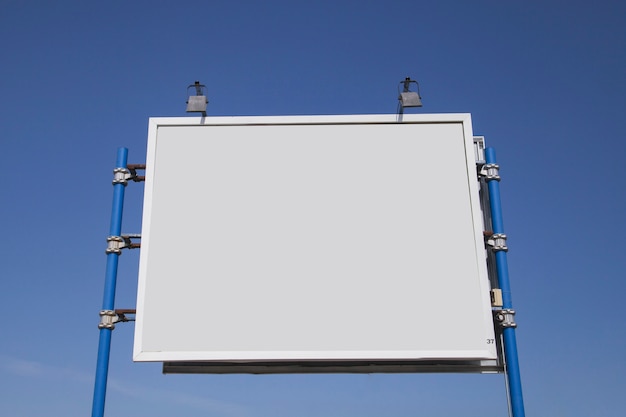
[112, 167, 131, 185]
[105, 234, 141, 254]
[98, 310, 117, 330]
[494, 308, 517, 328]
[486, 233, 508, 252]
[480, 163, 501, 181]
[112, 164, 146, 185]
[105, 236, 124, 254]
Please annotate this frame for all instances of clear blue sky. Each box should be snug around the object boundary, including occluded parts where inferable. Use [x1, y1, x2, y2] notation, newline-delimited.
[1, 1, 625, 416]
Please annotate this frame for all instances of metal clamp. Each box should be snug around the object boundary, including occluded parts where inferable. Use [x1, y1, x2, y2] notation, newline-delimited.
[98, 310, 117, 330]
[494, 308, 517, 328]
[105, 234, 141, 254]
[480, 163, 501, 181]
[112, 167, 131, 185]
[487, 233, 508, 252]
[105, 236, 124, 254]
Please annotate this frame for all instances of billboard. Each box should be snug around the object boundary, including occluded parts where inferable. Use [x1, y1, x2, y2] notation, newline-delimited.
[133, 114, 498, 373]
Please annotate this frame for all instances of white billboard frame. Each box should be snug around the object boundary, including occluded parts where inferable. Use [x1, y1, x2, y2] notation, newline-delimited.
[133, 114, 499, 373]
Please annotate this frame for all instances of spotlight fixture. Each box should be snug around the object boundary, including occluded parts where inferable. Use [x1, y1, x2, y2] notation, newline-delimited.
[398, 77, 422, 114]
[186, 81, 208, 115]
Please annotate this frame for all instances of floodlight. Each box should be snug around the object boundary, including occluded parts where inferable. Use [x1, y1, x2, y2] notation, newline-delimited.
[398, 77, 422, 114]
[186, 81, 208, 114]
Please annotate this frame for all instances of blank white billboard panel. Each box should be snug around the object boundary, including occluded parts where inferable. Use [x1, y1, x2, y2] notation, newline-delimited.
[134, 114, 496, 366]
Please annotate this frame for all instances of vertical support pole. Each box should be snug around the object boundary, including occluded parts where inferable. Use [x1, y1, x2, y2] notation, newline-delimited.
[92, 148, 128, 417]
[485, 147, 525, 417]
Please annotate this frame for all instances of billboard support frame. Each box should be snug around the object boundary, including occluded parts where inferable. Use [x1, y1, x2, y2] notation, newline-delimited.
[91, 148, 129, 417]
[90, 118, 526, 417]
[485, 147, 525, 417]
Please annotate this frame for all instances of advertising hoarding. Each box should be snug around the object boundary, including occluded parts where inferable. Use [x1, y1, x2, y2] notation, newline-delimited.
[133, 114, 498, 373]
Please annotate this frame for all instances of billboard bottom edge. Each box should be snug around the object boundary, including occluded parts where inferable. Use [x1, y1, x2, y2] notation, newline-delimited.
[161, 359, 503, 375]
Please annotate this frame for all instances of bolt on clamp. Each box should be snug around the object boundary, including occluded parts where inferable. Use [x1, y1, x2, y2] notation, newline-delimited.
[487, 233, 508, 252]
[480, 163, 501, 181]
[105, 236, 125, 254]
[494, 309, 517, 328]
[112, 167, 131, 185]
[98, 310, 117, 330]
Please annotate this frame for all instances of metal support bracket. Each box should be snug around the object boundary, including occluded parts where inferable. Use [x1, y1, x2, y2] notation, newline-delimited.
[486, 233, 508, 252]
[97, 309, 136, 330]
[105, 234, 141, 254]
[113, 309, 136, 323]
[491, 288, 503, 307]
[98, 310, 117, 330]
[127, 164, 146, 183]
[112, 164, 146, 185]
[121, 234, 141, 250]
[494, 308, 517, 328]
[480, 163, 501, 181]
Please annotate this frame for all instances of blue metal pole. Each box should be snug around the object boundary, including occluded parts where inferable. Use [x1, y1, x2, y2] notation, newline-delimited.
[485, 147, 525, 417]
[92, 148, 128, 417]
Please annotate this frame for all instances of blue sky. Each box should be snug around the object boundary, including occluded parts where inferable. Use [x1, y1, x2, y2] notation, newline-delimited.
[1, 1, 625, 416]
